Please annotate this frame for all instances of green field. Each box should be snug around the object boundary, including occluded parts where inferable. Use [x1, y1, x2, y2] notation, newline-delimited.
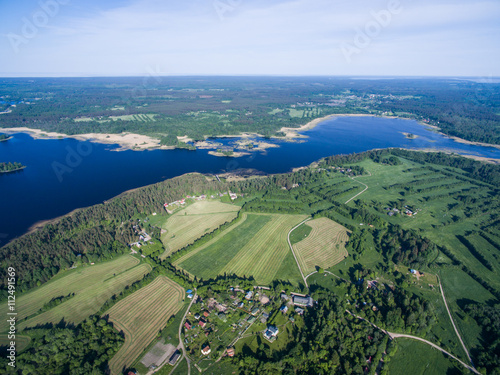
[107, 276, 185, 375]
[0, 256, 149, 333]
[292, 217, 349, 275]
[387, 338, 463, 375]
[160, 200, 240, 258]
[0, 334, 31, 353]
[176, 213, 307, 284]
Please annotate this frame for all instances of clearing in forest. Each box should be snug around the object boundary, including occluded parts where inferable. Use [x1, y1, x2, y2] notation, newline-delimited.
[0, 256, 148, 333]
[177, 213, 308, 284]
[160, 200, 240, 259]
[293, 217, 349, 275]
[106, 276, 185, 375]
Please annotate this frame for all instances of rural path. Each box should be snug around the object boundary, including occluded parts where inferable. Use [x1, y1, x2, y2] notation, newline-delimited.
[345, 170, 371, 204]
[347, 310, 481, 375]
[437, 275, 475, 367]
[287, 217, 312, 287]
[169, 293, 197, 375]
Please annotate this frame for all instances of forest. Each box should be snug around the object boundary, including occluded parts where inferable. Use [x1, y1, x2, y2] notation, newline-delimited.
[0, 77, 498, 144]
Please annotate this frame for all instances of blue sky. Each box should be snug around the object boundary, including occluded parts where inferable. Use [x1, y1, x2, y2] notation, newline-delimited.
[0, 0, 499, 77]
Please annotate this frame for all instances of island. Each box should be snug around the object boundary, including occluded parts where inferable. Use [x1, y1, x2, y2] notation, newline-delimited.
[0, 161, 26, 173]
[0, 133, 12, 142]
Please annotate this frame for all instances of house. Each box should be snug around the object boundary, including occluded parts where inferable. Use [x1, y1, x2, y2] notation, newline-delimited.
[280, 293, 290, 300]
[410, 269, 417, 274]
[263, 325, 279, 341]
[227, 348, 235, 357]
[238, 302, 244, 308]
[295, 307, 305, 315]
[201, 345, 211, 355]
[184, 321, 192, 330]
[203, 311, 210, 317]
[194, 313, 200, 320]
[218, 312, 227, 322]
[293, 295, 313, 307]
[187, 294, 193, 299]
[260, 312, 269, 323]
[169, 350, 181, 365]
[245, 291, 254, 300]
[199, 319, 207, 328]
[280, 305, 288, 313]
[186, 289, 193, 294]
[251, 307, 260, 316]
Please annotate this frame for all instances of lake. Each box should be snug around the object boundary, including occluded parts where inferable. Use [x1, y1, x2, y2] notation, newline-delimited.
[1, 116, 498, 246]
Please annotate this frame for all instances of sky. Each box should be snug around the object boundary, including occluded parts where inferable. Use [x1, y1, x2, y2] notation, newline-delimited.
[0, 0, 499, 77]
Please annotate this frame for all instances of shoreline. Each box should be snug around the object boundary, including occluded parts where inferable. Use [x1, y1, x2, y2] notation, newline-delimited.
[0, 166, 26, 174]
[2, 112, 500, 155]
[0, 127, 176, 151]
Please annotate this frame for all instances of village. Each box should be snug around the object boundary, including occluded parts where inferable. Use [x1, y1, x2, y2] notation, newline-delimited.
[178, 287, 315, 372]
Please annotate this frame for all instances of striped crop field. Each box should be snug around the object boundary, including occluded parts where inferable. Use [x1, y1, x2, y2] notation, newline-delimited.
[293, 217, 349, 275]
[0, 334, 31, 353]
[106, 276, 185, 375]
[0, 255, 144, 333]
[160, 200, 239, 259]
[177, 213, 308, 285]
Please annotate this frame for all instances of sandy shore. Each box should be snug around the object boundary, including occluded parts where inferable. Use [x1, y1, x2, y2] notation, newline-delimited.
[1, 127, 176, 151]
[277, 113, 379, 138]
[208, 150, 251, 158]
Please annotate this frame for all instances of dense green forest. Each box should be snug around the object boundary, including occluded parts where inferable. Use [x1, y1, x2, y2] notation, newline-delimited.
[0, 77, 498, 144]
[1, 149, 499, 374]
[0, 162, 25, 173]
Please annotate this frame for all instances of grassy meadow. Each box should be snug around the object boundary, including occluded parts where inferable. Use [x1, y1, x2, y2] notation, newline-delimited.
[160, 200, 240, 258]
[0, 256, 149, 333]
[106, 276, 184, 375]
[176, 213, 307, 285]
[292, 217, 349, 275]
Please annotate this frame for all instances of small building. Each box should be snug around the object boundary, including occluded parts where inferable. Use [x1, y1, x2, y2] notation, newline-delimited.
[203, 311, 210, 317]
[186, 289, 193, 294]
[247, 316, 256, 324]
[199, 319, 207, 328]
[280, 305, 288, 313]
[245, 291, 254, 300]
[263, 325, 279, 342]
[227, 348, 235, 357]
[194, 313, 200, 320]
[184, 321, 192, 330]
[251, 307, 260, 316]
[295, 307, 305, 315]
[293, 295, 313, 307]
[410, 269, 417, 274]
[218, 312, 227, 322]
[187, 294, 193, 299]
[280, 293, 289, 300]
[169, 350, 181, 365]
[201, 345, 211, 355]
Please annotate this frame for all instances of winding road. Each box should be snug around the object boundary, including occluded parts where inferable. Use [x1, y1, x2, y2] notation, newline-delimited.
[345, 171, 371, 204]
[169, 293, 197, 375]
[287, 217, 312, 287]
[347, 310, 481, 375]
[437, 276, 475, 367]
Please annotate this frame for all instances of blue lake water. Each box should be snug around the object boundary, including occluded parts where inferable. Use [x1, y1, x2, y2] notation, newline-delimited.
[1, 116, 498, 246]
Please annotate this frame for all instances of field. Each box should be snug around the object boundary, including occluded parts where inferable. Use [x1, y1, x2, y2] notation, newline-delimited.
[0, 334, 31, 353]
[175, 213, 308, 285]
[160, 200, 240, 259]
[387, 338, 462, 375]
[106, 276, 185, 375]
[0, 256, 149, 333]
[292, 217, 349, 275]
